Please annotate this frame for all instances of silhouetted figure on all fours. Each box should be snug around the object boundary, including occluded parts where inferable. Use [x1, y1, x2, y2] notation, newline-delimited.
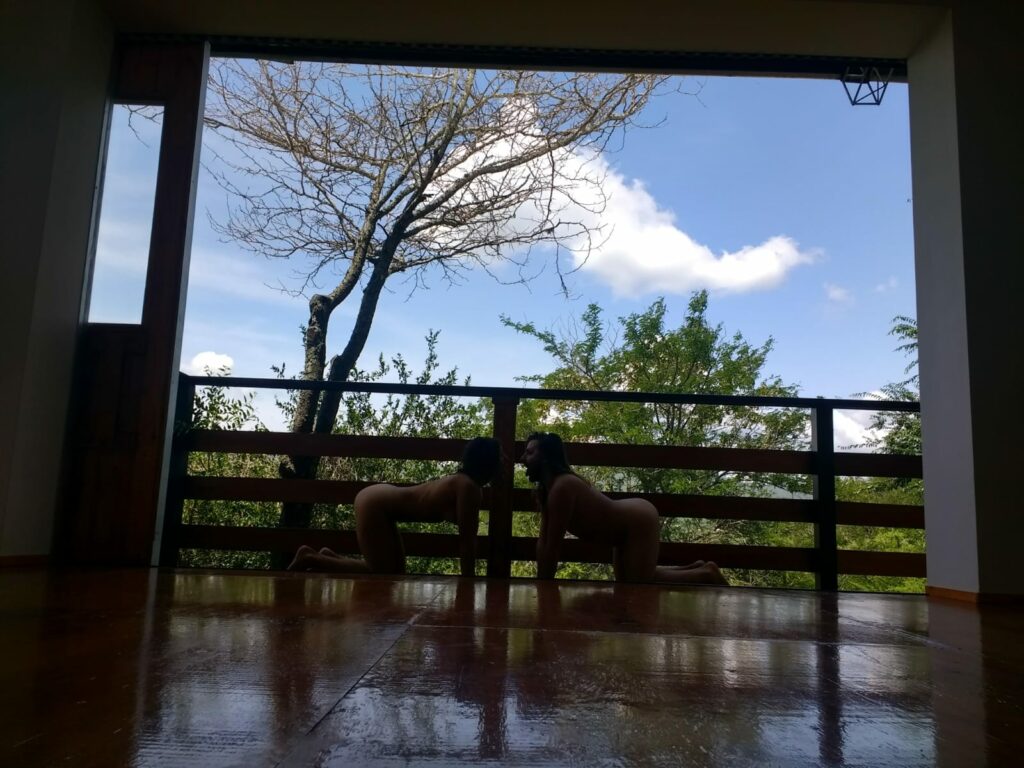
[289, 437, 501, 577]
[521, 432, 728, 585]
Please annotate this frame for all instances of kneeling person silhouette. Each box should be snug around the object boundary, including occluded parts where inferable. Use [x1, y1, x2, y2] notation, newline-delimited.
[521, 432, 728, 585]
[289, 436, 501, 577]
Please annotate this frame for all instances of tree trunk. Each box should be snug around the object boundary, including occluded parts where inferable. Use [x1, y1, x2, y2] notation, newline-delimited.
[275, 294, 330, 528]
[273, 254, 394, 564]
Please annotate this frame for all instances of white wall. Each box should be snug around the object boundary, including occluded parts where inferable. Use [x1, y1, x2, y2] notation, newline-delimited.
[909, 2, 1024, 595]
[907, 12, 979, 593]
[951, 1, 1024, 594]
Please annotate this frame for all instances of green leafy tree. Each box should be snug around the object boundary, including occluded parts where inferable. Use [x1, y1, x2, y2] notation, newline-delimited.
[503, 292, 810, 584]
[856, 315, 920, 457]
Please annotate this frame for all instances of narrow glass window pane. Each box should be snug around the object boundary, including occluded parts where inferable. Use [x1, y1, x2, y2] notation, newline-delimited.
[87, 104, 164, 323]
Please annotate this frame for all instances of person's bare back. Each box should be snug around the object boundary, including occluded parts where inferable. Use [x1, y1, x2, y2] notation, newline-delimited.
[353, 473, 482, 574]
[358, 474, 481, 525]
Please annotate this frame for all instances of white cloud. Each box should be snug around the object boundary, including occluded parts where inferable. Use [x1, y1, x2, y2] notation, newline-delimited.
[833, 393, 892, 451]
[185, 351, 234, 375]
[833, 410, 877, 450]
[567, 159, 817, 297]
[526, 154, 818, 298]
[193, 90, 818, 304]
[875, 276, 899, 293]
[422, 130, 816, 298]
[824, 282, 853, 304]
[183, 320, 296, 367]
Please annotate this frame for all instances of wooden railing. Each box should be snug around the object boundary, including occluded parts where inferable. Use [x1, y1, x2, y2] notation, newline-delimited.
[161, 375, 924, 589]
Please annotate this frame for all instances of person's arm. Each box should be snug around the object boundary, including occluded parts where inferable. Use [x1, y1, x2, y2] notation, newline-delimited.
[536, 480, 573, 579]
[455, 482, 481, 577]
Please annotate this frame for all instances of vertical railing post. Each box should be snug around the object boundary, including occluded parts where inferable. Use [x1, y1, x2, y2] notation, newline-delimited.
[811, 402, 838, 590]
[158, 375, 196, 567]
[488, 396, 519, 578]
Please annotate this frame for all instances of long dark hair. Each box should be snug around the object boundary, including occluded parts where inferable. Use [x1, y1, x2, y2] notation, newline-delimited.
[458, 437, 501, 485]
[525, 432, 573, 476]
[525, 431, 576, 510]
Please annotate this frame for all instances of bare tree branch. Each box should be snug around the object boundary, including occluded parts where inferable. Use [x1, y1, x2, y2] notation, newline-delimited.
[202, 59, 670, 531]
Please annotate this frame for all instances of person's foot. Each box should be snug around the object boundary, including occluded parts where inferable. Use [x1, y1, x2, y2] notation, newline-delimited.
[703, 561, 729, 586]
[288, 545, 316, 571]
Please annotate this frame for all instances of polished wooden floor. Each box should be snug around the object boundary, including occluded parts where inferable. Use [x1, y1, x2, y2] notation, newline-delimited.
[1, 569, 1021, 767]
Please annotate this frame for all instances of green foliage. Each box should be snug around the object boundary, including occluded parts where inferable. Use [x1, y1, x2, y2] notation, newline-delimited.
[190, 367, 265, 432]
[838, 316, 923, 593]
[504, 300, 924, 593]
[856, 316, 921, 457]
[180, 368, 277, 569]
[506, 292, 807, 474]
[834, 470, 924, 594]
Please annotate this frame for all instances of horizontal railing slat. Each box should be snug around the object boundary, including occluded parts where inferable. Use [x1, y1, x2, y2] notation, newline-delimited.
[518, 490, 821, 522]
[836, 502, 924, 528]
[178, 526, 480, 558]
[184, 478, 923, 528]
[183, 373, 920, 413]
[657, 542, 816, 571]
[183, 432, 818, 474]
[507, 538, 818, 572]
[178, 525, 819, 572]
[563, 442, 813, 473]
[837, 550, 925, 577]
[183, 431, 923, 480]
[184, 432, 921, 480]
[185, 478, 825, 524]
[178, 525, 925, 578]
[185, 476, 397, 504]
[834, 452, 922, 478]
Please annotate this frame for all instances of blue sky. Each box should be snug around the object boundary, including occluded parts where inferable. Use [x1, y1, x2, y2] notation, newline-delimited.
[90, 70, 915, 444]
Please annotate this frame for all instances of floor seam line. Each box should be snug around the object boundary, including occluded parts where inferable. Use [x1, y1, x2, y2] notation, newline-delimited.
[273, 582, 455, 767]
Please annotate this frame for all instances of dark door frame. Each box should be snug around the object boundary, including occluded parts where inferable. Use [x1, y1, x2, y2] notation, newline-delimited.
[61, 41, 209, 565]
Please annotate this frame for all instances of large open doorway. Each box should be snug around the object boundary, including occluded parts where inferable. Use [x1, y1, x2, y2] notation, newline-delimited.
[71, 44, 922, 592]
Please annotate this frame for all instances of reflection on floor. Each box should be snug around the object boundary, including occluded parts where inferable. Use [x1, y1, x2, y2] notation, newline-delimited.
[1, 569, 1021, 766]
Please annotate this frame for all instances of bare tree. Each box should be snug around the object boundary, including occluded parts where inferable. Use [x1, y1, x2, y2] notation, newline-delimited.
[203, 60, 667, 530]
